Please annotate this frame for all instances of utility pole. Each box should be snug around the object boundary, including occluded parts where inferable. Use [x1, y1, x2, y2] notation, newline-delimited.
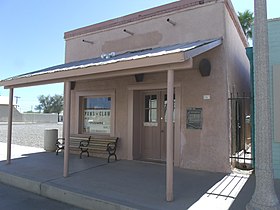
[14, 96, 21, 109]
[246, 0, 280, 209]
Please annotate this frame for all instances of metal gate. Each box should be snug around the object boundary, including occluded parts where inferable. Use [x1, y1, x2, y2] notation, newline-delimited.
[229, 92, 254, 170]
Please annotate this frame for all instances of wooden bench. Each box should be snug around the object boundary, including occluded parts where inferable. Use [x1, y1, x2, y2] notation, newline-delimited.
[79, 136, 119, 163]
[56, 135, 119, 163]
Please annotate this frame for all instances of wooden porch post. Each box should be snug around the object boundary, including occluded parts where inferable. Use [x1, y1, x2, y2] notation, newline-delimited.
[166, 69, 174, 201]
[63, 81, 71, 177]
[7, 88, 14, 164]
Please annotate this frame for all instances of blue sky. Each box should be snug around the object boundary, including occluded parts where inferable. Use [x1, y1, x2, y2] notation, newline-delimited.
[0, 0, 279, 112]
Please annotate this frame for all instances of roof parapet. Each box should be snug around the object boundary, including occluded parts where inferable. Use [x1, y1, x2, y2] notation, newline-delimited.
[64, 0, 216, 39]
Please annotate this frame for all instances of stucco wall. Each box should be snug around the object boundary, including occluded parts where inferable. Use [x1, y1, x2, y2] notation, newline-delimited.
[178, 48, 230, 172]
[66, 0, 249, 173]
[70, 45, 232, 173]
[224, 5, 250, 94]
[222, 0, 251, 166]
[273, 64, 280, 179]
[269, 18, 280, 179]
[65, 2, 224, 63]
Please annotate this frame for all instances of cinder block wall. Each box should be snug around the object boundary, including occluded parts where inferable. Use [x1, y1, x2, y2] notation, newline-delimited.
[22, 113, 58, 123]
[0, 105, 22, 122]
[0, 105, 58, 123]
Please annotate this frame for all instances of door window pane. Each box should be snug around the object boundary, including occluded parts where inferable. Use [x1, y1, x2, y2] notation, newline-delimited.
[144, 95, 157, 123]
[83, 97, 111, 134]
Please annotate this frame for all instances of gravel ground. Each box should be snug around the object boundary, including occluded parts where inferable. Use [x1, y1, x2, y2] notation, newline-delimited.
[0, 123, 63, 148]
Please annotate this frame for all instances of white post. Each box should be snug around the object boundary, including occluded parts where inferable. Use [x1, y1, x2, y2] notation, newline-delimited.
[246, 0, 280, 209]
[166, 69, 174, 202]
[7, 88, 14, 164]
[63, 81, 71, 177]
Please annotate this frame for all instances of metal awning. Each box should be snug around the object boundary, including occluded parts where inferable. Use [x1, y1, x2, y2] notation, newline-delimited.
[0, 38, 222, 88]
[3, 37, 223, 194]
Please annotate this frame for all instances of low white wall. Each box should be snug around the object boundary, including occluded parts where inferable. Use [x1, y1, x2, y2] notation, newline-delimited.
[22, 113, 58, 123]
[0, 107, 59, 123]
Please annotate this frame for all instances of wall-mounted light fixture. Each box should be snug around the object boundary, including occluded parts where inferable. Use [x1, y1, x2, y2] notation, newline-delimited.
[101, 52, 116, 59]
[82, 39, 94, 44]
[167, 18, 176, 26]
[135, 73, 144, 82]
[71, 81, 76, 90]
[199, 59, 211, 77]
[123, 29, 134, 36]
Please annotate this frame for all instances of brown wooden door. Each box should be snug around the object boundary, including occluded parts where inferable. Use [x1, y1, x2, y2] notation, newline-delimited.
[140, 90, 174, 161]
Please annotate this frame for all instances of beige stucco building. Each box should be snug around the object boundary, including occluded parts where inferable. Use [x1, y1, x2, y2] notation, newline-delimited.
[0, 0, 250, 176]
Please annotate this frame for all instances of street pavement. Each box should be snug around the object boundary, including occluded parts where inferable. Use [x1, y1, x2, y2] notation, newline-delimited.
[0, 182, 84, 210]
[0, 142, 84, 210]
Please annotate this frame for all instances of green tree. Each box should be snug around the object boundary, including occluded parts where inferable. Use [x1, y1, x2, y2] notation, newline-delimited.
[238, 10, 254, 40]
[35, 94, 63, 114]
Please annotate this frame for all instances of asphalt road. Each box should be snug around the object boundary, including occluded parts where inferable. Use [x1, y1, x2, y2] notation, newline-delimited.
[0, 182, 84, 210]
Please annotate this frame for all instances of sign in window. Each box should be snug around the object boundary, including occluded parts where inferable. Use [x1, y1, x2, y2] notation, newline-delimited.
[83, 97, 111, 134]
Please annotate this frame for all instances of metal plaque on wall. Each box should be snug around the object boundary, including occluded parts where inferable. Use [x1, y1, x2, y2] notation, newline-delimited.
[187, 108, 202, 129]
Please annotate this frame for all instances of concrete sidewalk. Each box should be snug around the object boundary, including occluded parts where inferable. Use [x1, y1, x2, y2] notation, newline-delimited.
[0, 143, 279, 210]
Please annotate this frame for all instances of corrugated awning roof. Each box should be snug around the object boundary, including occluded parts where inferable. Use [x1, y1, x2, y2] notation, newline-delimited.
[0, 38, 222, 88]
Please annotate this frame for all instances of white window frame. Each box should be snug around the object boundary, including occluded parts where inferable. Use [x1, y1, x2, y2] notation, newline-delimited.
[75, 90, 116, 136]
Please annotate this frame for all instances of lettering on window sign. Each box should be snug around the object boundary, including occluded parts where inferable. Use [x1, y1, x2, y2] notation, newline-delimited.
[92, 122, 103, 125]
[84, 110, 111, 128]
[83, 108, 111, 134]
[84, 110, 111, 116]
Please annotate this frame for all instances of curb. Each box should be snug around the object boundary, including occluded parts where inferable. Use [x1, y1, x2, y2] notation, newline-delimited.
[0, 171, 135, 210]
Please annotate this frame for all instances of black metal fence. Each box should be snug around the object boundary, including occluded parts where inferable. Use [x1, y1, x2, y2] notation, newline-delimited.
[229, 92, 253, 170]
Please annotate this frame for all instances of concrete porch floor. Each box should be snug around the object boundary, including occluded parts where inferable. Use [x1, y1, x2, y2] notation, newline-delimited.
[0, 144, 279, 210]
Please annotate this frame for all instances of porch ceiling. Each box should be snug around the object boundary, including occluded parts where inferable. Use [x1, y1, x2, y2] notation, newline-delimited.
[0, 38, 222, 88]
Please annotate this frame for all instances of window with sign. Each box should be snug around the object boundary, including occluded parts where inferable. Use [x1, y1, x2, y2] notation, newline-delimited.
[83, 97, 111, 134]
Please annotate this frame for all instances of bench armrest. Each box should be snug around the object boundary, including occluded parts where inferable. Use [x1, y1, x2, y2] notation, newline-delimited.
[79, 140, 89, 147]
[106, 139, 118, 152]
[79, 136, 91, 148]
[56, 138, 65, 146]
